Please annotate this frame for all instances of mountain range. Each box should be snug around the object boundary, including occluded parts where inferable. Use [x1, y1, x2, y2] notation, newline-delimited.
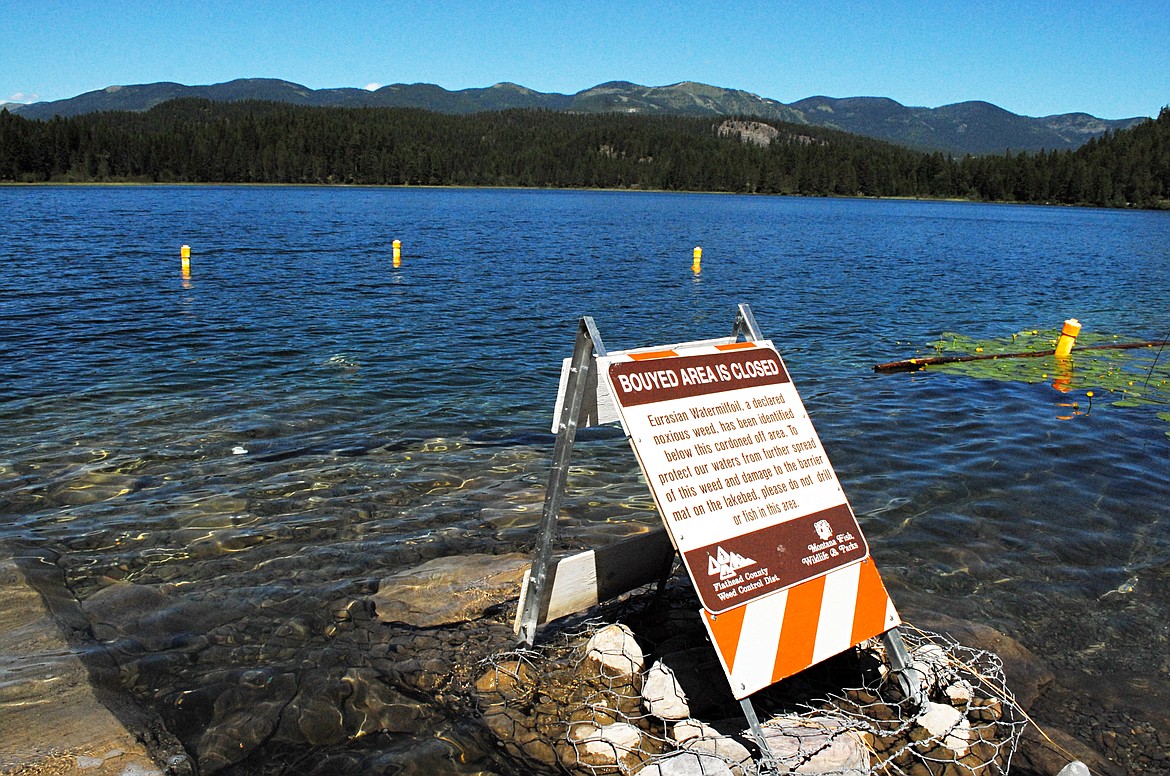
[5, 78, 1146, 156]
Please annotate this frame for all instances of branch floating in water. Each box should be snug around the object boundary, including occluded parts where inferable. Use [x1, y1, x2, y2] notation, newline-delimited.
[873, 341, 1170, 374]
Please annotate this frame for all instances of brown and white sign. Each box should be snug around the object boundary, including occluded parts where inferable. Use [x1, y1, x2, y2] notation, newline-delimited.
[602, 341, 868, 614]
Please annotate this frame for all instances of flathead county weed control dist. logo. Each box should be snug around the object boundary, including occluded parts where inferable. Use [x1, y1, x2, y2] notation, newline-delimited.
[814, 519, 834, 541]
[708, 546, 756, 580]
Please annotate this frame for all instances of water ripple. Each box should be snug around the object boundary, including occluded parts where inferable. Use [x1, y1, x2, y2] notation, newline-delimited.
[2, 186, 1169, 771]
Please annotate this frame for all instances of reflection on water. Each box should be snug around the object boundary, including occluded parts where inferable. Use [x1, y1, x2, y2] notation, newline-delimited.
[2, 186, 1169, 773]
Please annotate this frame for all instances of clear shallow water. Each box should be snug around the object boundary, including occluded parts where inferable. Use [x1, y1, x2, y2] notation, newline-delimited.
[2, 186, 1170, 772]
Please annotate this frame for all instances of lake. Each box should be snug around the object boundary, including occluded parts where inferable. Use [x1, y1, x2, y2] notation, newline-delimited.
[2, 185, 1169, 774]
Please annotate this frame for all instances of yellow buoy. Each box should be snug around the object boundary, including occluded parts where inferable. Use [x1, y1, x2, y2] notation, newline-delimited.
[180, 244, 191, 279]
[692, 246, 702, 274]
[392, 239, 402, 268]
[1054, 318, 1081, 358]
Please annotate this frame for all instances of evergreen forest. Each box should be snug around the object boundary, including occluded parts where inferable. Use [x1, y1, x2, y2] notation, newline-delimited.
[1, 99, 1167, 209]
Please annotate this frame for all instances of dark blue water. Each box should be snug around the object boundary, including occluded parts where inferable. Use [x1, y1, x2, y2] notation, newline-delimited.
[2, 186, 1169, 772]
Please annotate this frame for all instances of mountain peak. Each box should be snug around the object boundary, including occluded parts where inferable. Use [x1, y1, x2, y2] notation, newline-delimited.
[9, 79, 1145, 155]
[581, 81, 640, 92]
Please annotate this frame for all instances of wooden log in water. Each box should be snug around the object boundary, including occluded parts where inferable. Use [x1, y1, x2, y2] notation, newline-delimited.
[873, 341, 1170, 373]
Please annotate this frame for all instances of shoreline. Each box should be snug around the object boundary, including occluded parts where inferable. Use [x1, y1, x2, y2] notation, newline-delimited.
[3, 181, 1163, 211]
[0, 545, 185, 775]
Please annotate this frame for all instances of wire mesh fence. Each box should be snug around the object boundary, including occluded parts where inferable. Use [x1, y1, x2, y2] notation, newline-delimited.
[474, 620, 1027, 775]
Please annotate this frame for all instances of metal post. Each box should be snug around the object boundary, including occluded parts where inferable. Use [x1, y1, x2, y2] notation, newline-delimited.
[740, 697, 779, 774]
[882, 627, 925, 709]
[733, 303, 764, 342]
[517, 317, 607, 647]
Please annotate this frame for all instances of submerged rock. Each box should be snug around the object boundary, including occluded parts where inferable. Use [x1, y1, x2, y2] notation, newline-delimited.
[340, 667, 426, 737]
[371, 552, 529, 627]
[909, 611, 1054, 711]
[475, 658, 537, 705]
[1016, 724, 1125, 776]
[66, 545, 1075, 776]
[83, 580, 225, 651]
[279, 668, 351, 746]
[192, 659, 438, 771]
[195, 669, 297, 771]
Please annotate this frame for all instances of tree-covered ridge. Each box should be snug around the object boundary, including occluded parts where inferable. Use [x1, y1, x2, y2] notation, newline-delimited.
[1, 100, 1167, 209]
[9, 78, 1145, 155]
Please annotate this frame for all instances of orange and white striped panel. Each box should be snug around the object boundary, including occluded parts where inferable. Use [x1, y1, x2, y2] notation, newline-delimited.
[625, 339, 759, 360]
[701, 557, 900, 699]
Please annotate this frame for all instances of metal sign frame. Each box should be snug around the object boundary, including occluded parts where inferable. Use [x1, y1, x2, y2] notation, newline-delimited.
[515, 305, 920, 771]
[516, 316, 609, 647]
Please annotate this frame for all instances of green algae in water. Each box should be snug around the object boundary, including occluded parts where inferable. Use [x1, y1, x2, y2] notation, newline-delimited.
[911, 329, 1170, 422]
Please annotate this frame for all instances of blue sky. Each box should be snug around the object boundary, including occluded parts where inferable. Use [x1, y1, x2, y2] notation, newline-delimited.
[2, 0, 1167, 118]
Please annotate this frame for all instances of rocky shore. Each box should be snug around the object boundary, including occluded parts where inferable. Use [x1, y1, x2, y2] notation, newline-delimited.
[0, 548, 1145, 775]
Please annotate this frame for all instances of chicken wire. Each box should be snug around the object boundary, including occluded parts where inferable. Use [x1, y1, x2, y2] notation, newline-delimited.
[474, 621, 1027, 776]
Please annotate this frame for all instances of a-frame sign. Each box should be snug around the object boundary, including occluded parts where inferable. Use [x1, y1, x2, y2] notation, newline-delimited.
[515, 306, 916, 761]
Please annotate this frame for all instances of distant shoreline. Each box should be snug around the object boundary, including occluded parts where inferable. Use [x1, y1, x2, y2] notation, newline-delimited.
[5, 181, 1164, 210]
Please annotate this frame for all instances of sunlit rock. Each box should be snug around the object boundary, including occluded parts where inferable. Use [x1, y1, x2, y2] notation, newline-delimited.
[759, 714, 871, 775]
[945, 678, 975, 707]
[671, 718, 718, 744]
[640, 750, 736, 776]
[582, 623, 644, 684]
[642, 659, 690, 720]
[914, 701, 971, 758]
[560, 721, 644, 774]
[677, 725, 753, 776]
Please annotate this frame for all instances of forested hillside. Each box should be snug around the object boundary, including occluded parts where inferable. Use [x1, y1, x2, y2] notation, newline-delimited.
[10, 78, 1144, 154]
[1, 100, 1166, 208]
